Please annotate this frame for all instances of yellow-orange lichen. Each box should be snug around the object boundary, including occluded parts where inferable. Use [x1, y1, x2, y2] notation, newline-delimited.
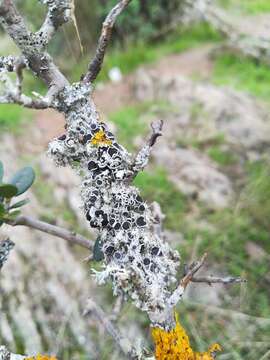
[90, 129, 112, 146]
[151, 314, 222, 360]
[24, 355, 57, 360]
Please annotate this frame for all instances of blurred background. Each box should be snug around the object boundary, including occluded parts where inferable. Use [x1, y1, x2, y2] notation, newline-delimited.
[0, 0, 270, 359]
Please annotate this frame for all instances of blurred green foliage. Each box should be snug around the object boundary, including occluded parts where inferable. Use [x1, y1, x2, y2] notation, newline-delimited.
[219, 0, 270, 13]
[71, 22, 221, 82]
[213, 54, 270, 101]
[134, 168, 187, 231]
[97, 0, 186, 43]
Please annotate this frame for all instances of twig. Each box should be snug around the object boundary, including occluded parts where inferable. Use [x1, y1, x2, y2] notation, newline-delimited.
[0, 0, 69, 96]
[191, 275, 246, 285]
[14, 58, 25, 95]
[168, 253, 208, 307]
[180, 253, 208, 289]
[0, 93, 50, 109]
[83, 0, 132, 83]
[84, 298, 140, 359]
[37, 0, 72, 46]
[6, 215, 93, 250]
[130, 120, 164, 178]
[110, 294, 124, 321]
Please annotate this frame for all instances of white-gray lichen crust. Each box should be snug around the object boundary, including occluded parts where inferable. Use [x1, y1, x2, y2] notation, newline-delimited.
[48, 83, 180, 315]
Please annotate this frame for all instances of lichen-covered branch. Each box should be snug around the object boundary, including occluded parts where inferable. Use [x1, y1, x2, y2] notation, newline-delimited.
[0, 238, 14, 270]
[83, 0, 132, 83]
[131, 120, 163, 177]
[6, 215, 93, 250]
[0, 346, 56, 360]
[0, 0, 69, 97]
[37, 0, 72, 46]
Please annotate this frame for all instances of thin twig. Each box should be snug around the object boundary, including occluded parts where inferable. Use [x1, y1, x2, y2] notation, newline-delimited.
[168, 253, 208, 307]
[84, 298, 140, 359]
[130, 120, 164, 179]
[191, 275, 246, 285]
[83, 0, 132, 83]
[7, 215, 93, 250]
[15, 58, 25, 96]
[37, 0, 72, 46]
[0, 93, 50, 109]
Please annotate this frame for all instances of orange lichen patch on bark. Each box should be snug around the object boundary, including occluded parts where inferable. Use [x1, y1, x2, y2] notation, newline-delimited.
[151, 314, 222, 360]
[90, 129, 112, 146]
[24, 355, 57, 360]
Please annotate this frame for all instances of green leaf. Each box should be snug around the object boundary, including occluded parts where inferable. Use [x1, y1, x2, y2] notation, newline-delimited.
[0, 203, 5, 217]
[9, 198, 30, 210]
[10, 166, 35, 196]
[93, 236, 104, 261]
[0, 161, 3, 183]
[5, 209, 21, 220]
[0, 184, 18, 198]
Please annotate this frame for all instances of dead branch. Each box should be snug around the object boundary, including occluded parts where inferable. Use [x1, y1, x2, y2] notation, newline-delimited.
[191, 275, 246, 285]
[168, 253, 208, 307]
[7, 215, 93, 250]
[131, 120, 164, 177]
[84, 298, 140, 359]
[83, 0, 132, 83]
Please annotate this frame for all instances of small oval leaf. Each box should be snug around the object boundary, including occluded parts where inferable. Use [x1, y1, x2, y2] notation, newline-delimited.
[0, 161, 3, 183]
[10, 166, 35, 196]
[93, 236, 104, 261]
[0, 184, 18, 198]
[9, 198, 30, 210]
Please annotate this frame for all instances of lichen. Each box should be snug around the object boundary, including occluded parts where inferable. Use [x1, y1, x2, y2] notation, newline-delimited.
[48, 83, 180, 316]
[24, 355, 57, 360]
[90, 129, 112, 146]
[152, 313, 222, 360]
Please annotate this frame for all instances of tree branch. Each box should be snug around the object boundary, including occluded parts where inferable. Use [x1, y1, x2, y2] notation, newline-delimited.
[0, 93, 51, 109]
[37, 0, 72, 46]
[130, 120, 163, 178]
[168, 253, 208, 307]
[0, 238, 15, 270]
[7, 215, 93, 250]
[84, 298, 140, 359]
[0, 0, 69, 97]
[83, 0, 132, 83]
[191, 275, 246, 285]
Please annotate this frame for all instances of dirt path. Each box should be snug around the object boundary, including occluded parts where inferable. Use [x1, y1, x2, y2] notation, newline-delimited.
[24, 44, 214, 151]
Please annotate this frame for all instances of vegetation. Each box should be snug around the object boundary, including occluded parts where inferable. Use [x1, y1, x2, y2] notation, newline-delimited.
[71, 22, 221, 83]
[213, 54, 270, 102]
